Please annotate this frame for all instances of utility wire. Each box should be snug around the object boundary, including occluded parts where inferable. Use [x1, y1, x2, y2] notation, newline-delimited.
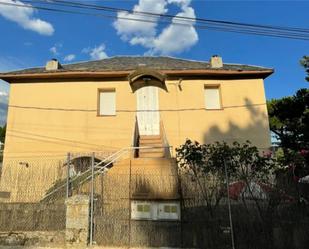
[8, 102, 267, 112]
[24, 0, 309, 39]
[0, 1, 309, 40]
[29, 0, 309, 34]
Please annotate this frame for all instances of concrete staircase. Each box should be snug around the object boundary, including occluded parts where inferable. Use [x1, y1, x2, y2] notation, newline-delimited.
[138, 135, 165, 158]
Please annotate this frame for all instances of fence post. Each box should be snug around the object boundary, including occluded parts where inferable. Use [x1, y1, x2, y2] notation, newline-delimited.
[129, 158, 132, 247]
[89, 152, 95, 246]
[224, 158, 235, 249]
[66, 152, 71, 199]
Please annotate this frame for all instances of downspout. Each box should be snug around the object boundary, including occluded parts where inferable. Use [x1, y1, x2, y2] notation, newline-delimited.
[176, 79, 182, 147]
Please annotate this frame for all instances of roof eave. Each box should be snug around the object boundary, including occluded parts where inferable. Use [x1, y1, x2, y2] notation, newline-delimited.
[0, 69, 274, 83]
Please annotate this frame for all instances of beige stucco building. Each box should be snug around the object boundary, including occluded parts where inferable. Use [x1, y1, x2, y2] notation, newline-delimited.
[0, 56, 273, 202]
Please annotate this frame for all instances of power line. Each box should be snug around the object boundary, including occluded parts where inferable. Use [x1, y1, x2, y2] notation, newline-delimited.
[8, 129, 119, 150]
[30, 0, 309, 38]
[25, 0, 309, 40]
[0, 1, 309, 40]
[9, 102, 267, 112]
[7, 133, 107, 151]
[29, 0, 309, 34]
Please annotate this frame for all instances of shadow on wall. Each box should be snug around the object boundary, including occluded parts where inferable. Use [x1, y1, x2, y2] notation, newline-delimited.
[203, 98, 270, 149]
[93, 171, 181, 248]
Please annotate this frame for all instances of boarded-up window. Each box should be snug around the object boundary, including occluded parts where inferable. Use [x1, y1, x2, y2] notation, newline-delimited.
[204, 86, 221, 109]
[99, 90, 116, 115]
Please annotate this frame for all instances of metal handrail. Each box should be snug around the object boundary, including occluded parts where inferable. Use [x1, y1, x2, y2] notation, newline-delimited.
[42, 145, 172, 200]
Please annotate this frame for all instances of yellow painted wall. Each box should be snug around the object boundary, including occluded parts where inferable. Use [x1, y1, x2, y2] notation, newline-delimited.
[0, 77, 271, 202]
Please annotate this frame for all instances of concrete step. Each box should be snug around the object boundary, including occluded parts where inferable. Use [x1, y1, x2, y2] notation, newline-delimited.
[139, 145, 164, 151]
[139, 141, 163, 147]
[139, 140, 163, 146]
[138, 134, 165, 159]
[139, 147, 164, 153]
[139, 135, 161, 140]
[138, 151, 165, 158]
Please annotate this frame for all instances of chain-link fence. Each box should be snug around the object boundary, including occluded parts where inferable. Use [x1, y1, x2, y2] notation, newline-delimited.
[65, 151, 309, 249]
[0, 150, 308, 248]
[0, 154, 68, 246]
[180, 173, 309, 249]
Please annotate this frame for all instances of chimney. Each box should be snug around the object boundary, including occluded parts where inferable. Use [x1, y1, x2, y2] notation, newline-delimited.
[210, 55, 223, 68]
[45, 59, 61, 71]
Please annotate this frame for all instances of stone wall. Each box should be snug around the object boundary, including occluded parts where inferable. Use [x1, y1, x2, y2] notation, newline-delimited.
[0, 196, 92, 247]
[0, 203, 66, 231]
[65, 195, 90, 247]
[0, 231, 65, 247]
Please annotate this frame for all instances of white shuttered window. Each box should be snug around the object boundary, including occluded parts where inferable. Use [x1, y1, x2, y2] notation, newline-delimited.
[99, 90, 116, 115]
[204, 87, 221, 109]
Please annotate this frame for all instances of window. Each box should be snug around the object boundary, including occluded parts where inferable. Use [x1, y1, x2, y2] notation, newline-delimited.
[204, 86, 221, 110]
[98, 89, 116, 116]
[131, 201, 180, 221]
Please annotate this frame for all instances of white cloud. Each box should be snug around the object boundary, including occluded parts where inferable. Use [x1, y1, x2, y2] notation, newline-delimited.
[0, 91, 8, 97]
[50, 46, 58, 56]
[83, 44, 108, 60]
[49, 43, 62, 56]
[114, 0, 167, 40]
[113, 0, 198, 55]
[0, 0, 54, 36]
[168, 0, 191, 8]
[63, 54, 76, 62]
[152, 6, 198, 54]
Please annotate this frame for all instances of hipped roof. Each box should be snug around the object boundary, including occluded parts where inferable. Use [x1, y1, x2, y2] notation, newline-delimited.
[0, 56, 273, 82]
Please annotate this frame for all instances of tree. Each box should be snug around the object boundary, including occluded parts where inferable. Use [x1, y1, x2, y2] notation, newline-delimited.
[267, 89, 309, 151]
[0, 125, 4, 163]
[300, 56, 309, 82]
[176, 140, 274, 216]
[0, 124, 6, 143]
[267, 89, 309, 176]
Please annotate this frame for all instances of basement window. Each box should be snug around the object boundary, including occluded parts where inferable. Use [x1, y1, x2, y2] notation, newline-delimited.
[98, 89, 116, 116]
[204, 85, 222, 110]
[131, 201, 180, 221]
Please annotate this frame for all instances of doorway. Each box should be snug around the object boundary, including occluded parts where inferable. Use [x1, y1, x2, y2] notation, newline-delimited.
[136, 86, 160, 135]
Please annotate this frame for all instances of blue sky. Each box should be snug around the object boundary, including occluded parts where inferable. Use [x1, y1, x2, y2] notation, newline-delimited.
[0, 0, 308, 126]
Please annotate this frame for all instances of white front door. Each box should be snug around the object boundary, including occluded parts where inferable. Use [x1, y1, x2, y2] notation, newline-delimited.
[136, 86, 160, 135]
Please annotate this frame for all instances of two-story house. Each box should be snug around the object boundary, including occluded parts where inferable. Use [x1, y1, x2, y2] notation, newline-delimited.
[0, 56, 273, 206]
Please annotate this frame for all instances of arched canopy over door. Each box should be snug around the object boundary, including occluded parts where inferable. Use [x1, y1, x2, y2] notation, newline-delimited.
[128, 67, 167, 92]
